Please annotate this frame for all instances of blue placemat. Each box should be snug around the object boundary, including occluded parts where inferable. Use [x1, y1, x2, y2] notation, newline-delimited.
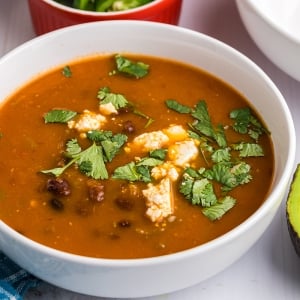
[0, 252, 40, 300]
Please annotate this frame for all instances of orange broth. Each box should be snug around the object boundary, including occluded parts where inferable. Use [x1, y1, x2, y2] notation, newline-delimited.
[0, 54, 274, 258]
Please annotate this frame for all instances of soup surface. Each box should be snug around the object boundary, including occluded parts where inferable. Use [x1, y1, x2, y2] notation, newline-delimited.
[0, 54, 274, 258]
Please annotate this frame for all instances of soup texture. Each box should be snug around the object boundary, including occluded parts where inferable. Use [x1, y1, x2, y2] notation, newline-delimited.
[0, 54, 274, 259]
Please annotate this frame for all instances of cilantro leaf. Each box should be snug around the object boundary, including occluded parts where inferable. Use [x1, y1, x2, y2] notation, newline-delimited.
[149, 149, 167, 160]
[101, 133, 128, 162]
[86, 130, 127, 162]
[114, 54, 149, 79]
[62, 65, 72, 78]
[136, 157, 163, 167]
[112, 162, 146, 182]
[192, 178, 217, 207]
[230, 162, 252, 185]
[44, 109, 77, 123]
[203, 162, 236, 189]
[112, 150, 165, 182]
[41, 139, 108, 180]
[191, 101, 227, 147]
[230, 107, 268, 140]
[202, 196, 236, 221]
[86, 130, 113, 142]
[97, 87, 128, 110]
[73, 142, 108, 179]
[135, 165, 152, 183]
[203, 161, 252, 191]
[211, 147, 231, 163]
[165, 99, 191, 114]
[232, 142, 264, 157]
[191, 101, 215, 138]
[65, 138, 82, 157]
[179, 173, 217, 207]
[40, 165, 70, 177]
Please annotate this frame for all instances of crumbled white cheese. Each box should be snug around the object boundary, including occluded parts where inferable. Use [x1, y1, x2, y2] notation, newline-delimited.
[67, 109, 106, 133]
[163, 125, 188, 142]
[151, 162, 179, 182]
[99, 103, 118, 115]
[168, 140, 199, 167]
[131, 130, 169, 152]
[143, 178, 174, 223]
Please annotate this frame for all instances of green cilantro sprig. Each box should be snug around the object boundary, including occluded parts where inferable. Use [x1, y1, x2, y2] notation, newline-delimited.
[230, 107, 268, 141]
[112, 54, 150, 79]
[97, 87, 128, 110]
[41, 130, 127, 180]
[166, 98, 269, 221]
[41, 139, 108, 180]
[62, 65, 72, 78]
[97, 86, 154, 127]
[44, 109, 77, 123]
[112, 149, 167, 182]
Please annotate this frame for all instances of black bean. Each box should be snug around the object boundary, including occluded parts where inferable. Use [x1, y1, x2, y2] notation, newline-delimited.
[88, 182, 104, 202]
[49, 198, 64, 211]
[123, 120, 135, 134]
[46, 178, 71, 196]
[115, 197, 134, 211]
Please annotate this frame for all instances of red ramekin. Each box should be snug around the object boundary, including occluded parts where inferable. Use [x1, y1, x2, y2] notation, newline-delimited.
[28, 0, 183, 35]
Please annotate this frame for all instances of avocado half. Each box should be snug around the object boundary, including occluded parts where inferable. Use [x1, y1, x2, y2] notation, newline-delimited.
[287, 164, 300, 257]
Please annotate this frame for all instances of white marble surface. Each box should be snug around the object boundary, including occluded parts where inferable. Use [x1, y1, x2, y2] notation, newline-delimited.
[1, 0, 300, 299]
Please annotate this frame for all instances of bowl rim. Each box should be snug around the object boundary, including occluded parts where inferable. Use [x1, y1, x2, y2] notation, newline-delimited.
[0, 20, 296, 267]
[239, 0, 300, 45]
[41, 0, 169, 16]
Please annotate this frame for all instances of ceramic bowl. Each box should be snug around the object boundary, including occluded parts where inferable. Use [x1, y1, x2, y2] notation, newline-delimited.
[0, 21, 296, 298]
[27, 0, 183, 35]
[236, 0, 300, 81]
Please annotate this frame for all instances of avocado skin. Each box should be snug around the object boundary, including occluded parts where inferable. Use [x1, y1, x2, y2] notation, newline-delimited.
[287, 213, 300, 257]
[286, 164, 300, 257]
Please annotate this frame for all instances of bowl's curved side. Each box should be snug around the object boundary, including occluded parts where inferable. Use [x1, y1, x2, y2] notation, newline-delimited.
[236, 0, 300, 81]
[0, 21, 295, 298]
[27, 0, 183, 35]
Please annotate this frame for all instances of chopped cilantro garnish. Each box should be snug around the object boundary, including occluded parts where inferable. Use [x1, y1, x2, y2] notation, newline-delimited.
[112, 150, 165, 182]
[136, 157, 164, 167]
[191, 101, 227, 148]
[211, 147, 231, 163]
[203, 161, 252, 191]
[112, 161, 151, 182]
[41, 129, 127, 180]
[97, 87, 128, 110]
[165, 99, 191, 114]
[149, 149, 167, 160]
[100, 133, 128, 162]
[230, 107, 268, 140]
[86, 130, 127, 162]
[165, 98, 269, 220]
[232, 142, 264, 157]
[202, 196, 236, 221]
[44, 109, 77, 123]
[41, 139, 108, 180]
[113, 54, 149, 79]
[62, 65, 72, 78]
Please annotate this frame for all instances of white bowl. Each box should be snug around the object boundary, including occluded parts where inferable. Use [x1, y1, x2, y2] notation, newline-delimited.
[0, 21, 296, 298]
[236, 0, 300, 81]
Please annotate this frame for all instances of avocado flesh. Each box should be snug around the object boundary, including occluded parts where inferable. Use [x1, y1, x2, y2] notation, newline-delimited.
[287, 164, 300, 257]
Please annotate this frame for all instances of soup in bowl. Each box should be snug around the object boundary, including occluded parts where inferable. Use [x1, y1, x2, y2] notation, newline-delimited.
[0, 21, 295, 298]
